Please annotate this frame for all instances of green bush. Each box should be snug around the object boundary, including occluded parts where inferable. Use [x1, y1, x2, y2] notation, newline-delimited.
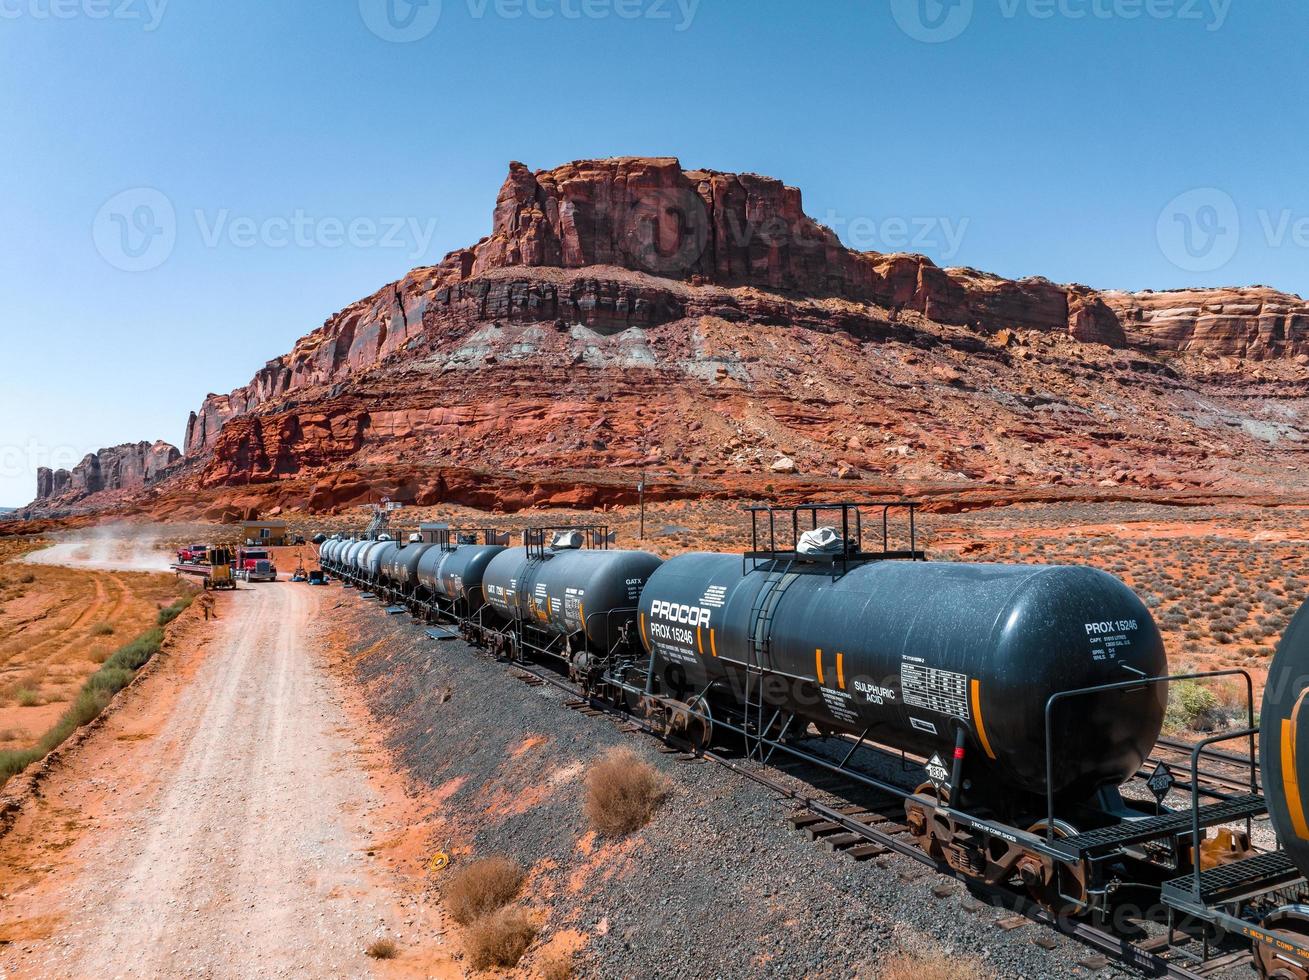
[63, 688, 112, 730]
[0, 606, 175, 787]
[0, 747, 44, 782]
[104, 629, 163, 672]
[1166, 681, 1237, 733]
[156, 595, 194, 627]
[84, 667, 135, 695]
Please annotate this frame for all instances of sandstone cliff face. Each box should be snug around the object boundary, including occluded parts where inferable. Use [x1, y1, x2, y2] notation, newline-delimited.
[471, 158, 879, 298]
[34, 441, 181, 507]
[1103, 287, 1309, 359]
[99, 156, 1309, 517]
[181, 158, 1150, 459]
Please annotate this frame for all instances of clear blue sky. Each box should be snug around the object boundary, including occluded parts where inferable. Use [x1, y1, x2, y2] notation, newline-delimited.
[1, 0, 1304, 506]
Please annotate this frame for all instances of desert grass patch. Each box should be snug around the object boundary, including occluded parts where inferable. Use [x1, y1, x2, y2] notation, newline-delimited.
[84, 667, 135, 694]
[464, 907, 538, 970]
[156, 595, 194, 627]
[1, 671, 41, 701]
[539, 950, 574, 980]
[0, 745, 43, 782]
[365, 938, 398, 960]
[584, 747, 669, 836]
[104, 628, 164, 672]
[15, 687, 40, 707]
[445, 856, 525, 925]
[0, 621, 167, 786]
[89, 622, 115, 637]
[880, 951, 993, 980]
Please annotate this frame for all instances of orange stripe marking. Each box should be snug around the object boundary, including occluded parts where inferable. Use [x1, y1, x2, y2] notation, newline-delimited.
[1284, 689, 1309, 840]
[696, 625, 704, 655]
[836, 653, 846, 690]
[710, 628, 718, 657]
[815, 648, 825, 687]
[971, 680, 997, 760]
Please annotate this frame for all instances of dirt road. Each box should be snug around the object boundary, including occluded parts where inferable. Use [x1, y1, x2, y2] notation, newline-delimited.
[0, 574, 442, 977]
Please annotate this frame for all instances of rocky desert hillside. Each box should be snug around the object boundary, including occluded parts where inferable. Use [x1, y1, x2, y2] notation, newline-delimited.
[25, 157, 1309, 519]
[32, 442, 180, 509]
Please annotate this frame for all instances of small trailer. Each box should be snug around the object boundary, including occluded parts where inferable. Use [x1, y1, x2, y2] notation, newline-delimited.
[171, 548, 237, 591]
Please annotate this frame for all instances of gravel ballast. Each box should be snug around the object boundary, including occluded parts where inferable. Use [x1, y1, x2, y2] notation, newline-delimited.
[344, 599, 1152, 979]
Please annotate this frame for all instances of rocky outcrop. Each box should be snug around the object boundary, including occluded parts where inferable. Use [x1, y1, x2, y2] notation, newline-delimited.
[35, 467, 70, 500]
[472, 157, 880, 298]
[179, 159, 1152, 458]
[182, 267, 450, 456]
[33, 441, 181, 507]
[1068, 288, 1128, 347]
[1104, 287, 1309, 360]
[144, 157, 1309, 511]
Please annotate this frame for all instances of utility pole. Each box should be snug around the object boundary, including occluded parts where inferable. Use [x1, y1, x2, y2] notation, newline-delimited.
[638, 471, 646, 541]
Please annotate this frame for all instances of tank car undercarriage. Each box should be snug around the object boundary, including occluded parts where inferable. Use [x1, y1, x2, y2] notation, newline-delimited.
[598, 653, 1279, 932]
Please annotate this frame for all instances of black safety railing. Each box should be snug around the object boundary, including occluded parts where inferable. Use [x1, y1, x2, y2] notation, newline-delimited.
[1043, 669, 1257, 844]
[1181, 725, 1261, 901]
[432, 528, 504, 550]
[524, 525, 611, 560]
[744, 502, 924, 577]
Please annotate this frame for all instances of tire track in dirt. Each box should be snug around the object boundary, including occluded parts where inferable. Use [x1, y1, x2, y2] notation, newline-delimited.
[1, 578, 109, 691]
[0, 582, 446, 978]
[102, 573, 131, 632]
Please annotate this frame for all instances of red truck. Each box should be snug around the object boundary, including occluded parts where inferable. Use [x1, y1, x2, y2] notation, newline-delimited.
[236, 548, 278, 583]
[177, 544, 210, 565]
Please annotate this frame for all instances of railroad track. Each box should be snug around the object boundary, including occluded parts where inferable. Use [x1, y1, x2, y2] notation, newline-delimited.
[347, 583, 1266, 979]
[1151, 736, 1263, 799]
[498, 654, 1232, 980]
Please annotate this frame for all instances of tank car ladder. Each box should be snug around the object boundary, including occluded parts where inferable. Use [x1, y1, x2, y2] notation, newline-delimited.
[743, 561, 796, 763]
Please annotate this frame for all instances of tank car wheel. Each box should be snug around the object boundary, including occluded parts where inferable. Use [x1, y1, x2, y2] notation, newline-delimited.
[1022, 819, 1088, 916]
[1255, 956, 1309, 980]
[666, 698, 713, 753]
[1254, 909, 1309, 980]
[906, 782, 952, 865]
